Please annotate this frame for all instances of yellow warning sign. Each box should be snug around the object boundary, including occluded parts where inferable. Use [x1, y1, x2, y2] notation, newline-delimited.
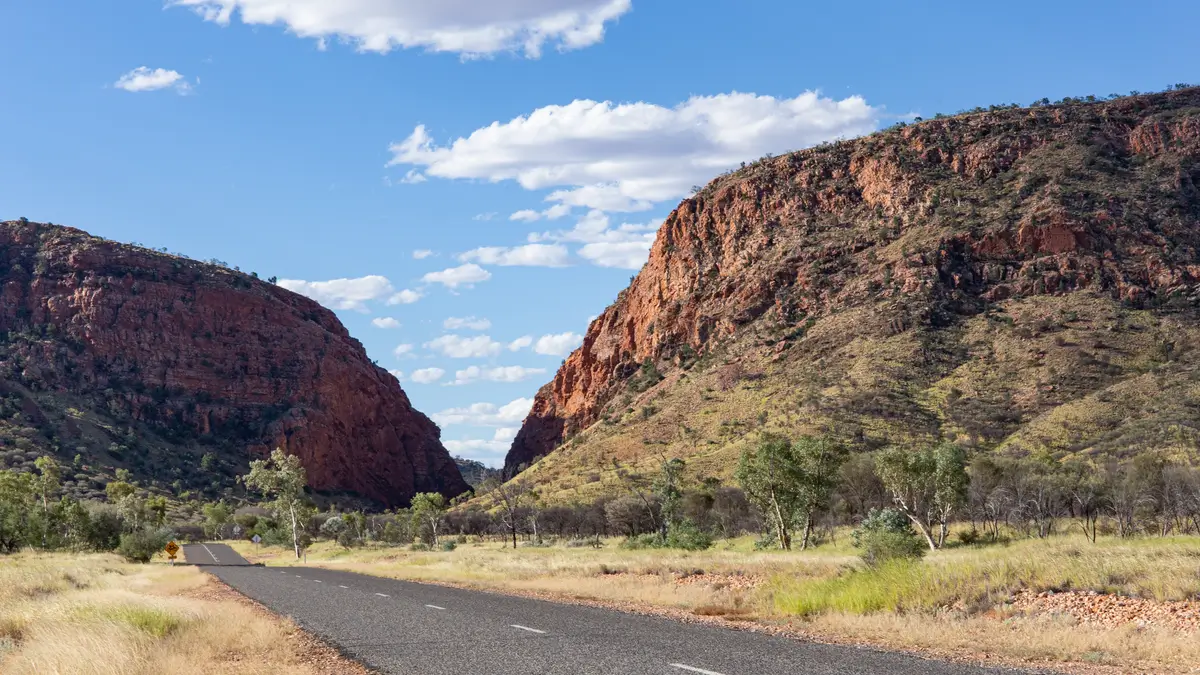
[164, 541, 180, 558]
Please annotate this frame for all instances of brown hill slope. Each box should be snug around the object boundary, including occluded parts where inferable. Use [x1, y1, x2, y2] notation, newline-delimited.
[504, 88, 1200, 500]
[0, 220, 468, 507]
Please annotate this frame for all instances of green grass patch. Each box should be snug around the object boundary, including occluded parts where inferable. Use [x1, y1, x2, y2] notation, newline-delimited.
[75, 604, 185, 638]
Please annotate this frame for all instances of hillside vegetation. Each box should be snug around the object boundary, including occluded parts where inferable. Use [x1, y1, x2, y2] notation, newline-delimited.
[503, 86, 1200, 503]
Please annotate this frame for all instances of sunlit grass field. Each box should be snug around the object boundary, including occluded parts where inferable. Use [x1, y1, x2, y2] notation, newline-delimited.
[0, 552, 352, 674]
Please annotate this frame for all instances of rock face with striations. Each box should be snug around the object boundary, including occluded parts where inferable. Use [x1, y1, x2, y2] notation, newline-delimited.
[505, 88, 1200, 483]
[0, 221, 468, 507]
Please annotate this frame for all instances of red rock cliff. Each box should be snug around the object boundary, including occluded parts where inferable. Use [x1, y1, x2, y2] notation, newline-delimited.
[0, 221, 468, 507]
[504, 87, 1200, 477]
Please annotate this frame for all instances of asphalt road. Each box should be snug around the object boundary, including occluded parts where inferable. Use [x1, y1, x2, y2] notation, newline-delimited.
[185, 543, 1032, 675]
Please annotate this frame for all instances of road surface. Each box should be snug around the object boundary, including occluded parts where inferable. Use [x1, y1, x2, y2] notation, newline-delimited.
[184, 543, 1033, 675]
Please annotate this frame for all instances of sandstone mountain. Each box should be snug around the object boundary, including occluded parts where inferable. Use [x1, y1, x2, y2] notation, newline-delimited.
[0, 221, 468, 507]
[504, 87, 1200, 501]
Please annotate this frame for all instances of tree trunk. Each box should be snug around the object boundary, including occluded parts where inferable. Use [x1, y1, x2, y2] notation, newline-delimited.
[289, 502, 300, 560]
[770, 491, 790, 550]
[906, 513, 938, 551]
[799, 515, 812, 551]
[510, 522, 517, 549]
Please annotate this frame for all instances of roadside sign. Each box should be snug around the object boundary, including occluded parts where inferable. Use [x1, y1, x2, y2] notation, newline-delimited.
[252, 534, 262, 544]
[164, 540, 180, 565]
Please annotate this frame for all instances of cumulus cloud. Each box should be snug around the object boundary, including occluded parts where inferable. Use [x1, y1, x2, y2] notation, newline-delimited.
[443, 316, 491, 331]
[387, 289, 423, 305]
[114, 67, 192, 94]
[399, 169, 427, 184]
[410, 367, 446, 384]
[508, 336, 533, 351]
[425, 334, 504, 358]
[473, 212, 498, 221]
[393, 343, 415, 357]
[171, 0, 631, 58]
[372, 317, 402, 329]
[529, 209, 659, 269]
[450, 365, 547, 385]
[535, 331, 583, 356]
[422, 263, 491, 289]
[444, 427, 520, 461]
[388, 369, 405, 381]
[431, 398, 534, 427]
[390, 91, 881, 213]
[412, 249, 434, 259]
[278, 275, 395, 312]
[458, 244, 569, 267]
[510, 204, 571, 222]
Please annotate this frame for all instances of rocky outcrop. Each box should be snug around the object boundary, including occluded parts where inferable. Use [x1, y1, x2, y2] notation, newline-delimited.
[0, 221, 468, 507]
[505, 87, 1200, 477]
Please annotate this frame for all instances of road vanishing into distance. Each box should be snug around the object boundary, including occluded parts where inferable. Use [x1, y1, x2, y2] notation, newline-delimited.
[185, 543, 1032, 675]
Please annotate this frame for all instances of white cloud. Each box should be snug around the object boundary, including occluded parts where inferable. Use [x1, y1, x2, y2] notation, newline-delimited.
[508, 335, 533, 351]
[393, 343, 415, 357]
[372, 317, 402, 329]
[114, 67, 192, 94]
[444, 427, 520, 461]
[410, 367, 446, 384]
[389, 91, 881, 213]
[443, 316, 492, 331]
[387, 289, 423, 305]
[278, 275, 395, 312]
[535, 331, 583, 356]
[425, 334, 504, 358]
[399, 169, 427, 184]
[422, 263, 491, 288]
[171, 0, 631, 58]
[529, 209, 659, 269]
[431, 398, 534, 427]
[458, 244, 569, 267]
[388, 369, 405, 381]
[473, 212, 498, 221]
[412, 249, 434, 259]
[450, 365, 547, 385]
[510, 204, 571, 222]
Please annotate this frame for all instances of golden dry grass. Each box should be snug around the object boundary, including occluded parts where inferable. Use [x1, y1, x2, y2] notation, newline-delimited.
[0, 552, 365, 675]
[231, 534, 1200, 673]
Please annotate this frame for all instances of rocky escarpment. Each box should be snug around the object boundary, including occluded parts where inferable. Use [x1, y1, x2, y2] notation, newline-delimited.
[505, 87, 1200, 480]
[0, 221, 468, 507]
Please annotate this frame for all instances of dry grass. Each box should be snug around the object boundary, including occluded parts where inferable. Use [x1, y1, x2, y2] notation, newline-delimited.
[231, 534, 1200, 673]
[0, 552, 368, 675]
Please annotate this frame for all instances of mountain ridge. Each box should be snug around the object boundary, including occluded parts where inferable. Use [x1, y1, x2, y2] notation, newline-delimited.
[0, 220, 469, 507]
[503, 87, 1200, 493]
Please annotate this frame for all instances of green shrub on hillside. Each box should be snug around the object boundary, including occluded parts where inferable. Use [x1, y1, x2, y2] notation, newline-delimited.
[851, 508, 926, 567]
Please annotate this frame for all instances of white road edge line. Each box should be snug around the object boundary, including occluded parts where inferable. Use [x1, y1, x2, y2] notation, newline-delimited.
[669, 665, 726, 675]
[375, 593, 390, 597]
[313, 580, 322, 583]
[510, 625, 546, 634]
[425, 604, 446, 610]
[200, 544, 220, 564]
[339, 585, 348, 589]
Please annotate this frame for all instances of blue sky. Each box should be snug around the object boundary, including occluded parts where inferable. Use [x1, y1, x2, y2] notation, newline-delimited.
[2, 1, 1197, 466]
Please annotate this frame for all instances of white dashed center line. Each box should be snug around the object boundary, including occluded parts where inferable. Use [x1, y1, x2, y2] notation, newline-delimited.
[510, 625, 546, 634]
[201, 544, 220, 564]
[375, 593, 390, 598]
[339, 585, 348, 589]
[425, 604, 446, 610]
[313, 580, 322, 583]
[670, 664, 726, 675]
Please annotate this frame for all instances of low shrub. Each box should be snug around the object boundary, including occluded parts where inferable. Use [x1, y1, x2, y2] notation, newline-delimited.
[851, 508, 926, 567]
[117, 528, 172, 564]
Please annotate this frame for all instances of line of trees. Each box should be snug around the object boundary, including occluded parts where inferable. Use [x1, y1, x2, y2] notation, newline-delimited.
[6, 441, 1200, 563]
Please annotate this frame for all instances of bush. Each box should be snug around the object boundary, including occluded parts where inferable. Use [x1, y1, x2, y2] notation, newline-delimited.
[851, 508, 926, 567]
[439, 540, 458, 552]
[565, 537, 603, 549]
[117, 528, 172, 563]
[666, 521, 714, 551]
[619, 533, 661, 550]
[409, 542, 430, 552]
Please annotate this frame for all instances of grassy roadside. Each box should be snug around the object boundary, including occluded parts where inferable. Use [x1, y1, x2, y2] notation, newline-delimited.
[229, 535, 1200, 674]
[0, 551, 370, 675]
